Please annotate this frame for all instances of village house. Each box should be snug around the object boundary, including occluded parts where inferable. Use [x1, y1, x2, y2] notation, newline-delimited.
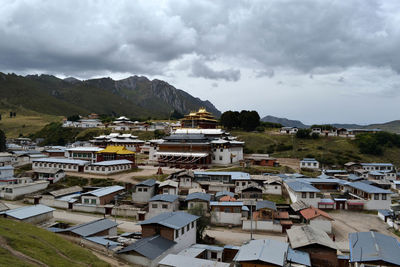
[233, 239, 311, 267]
[0, 180, 49, 200]
[342, 181, 392, 210]
[194, 171, 249, 194]
[185, 192, 211, 212]
[158, 180, 179, 195]
[147, 194, 179, 219]
[244, 154, 278, 167]
[12, 150, 48, 166]
[287, 225, 338, 267]
[95, 145, 135, 163]
[285, 180, 321, 207]
[39, 186, 83, 209]
[32, 158, 90, 172]
[84, 159, 133, 175]
[34, 168, 65, 184]
[300, 158, 320, 169]
[210, 201, 247, 226]
[349, 231, 400, 267]
[66, 147, 103, 163]
[132, 179, 157, 204]
[0, 165, 14, 179]
[300, 206, 334, 234]
[80, 185, 125, 205]
[173, 170, 201, 195]
[51, 218, 118, 238]
[0, 204, 54, 224]
[90, 133, 145, 152]
[0, 152, 14, 166]
[280, 126, 299, 134]
[117, 211, 199, 267]
[43, 147, 66, 157]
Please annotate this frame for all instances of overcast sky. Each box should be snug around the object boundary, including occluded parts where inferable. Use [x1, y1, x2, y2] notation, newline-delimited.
[1, 0, 400, 124]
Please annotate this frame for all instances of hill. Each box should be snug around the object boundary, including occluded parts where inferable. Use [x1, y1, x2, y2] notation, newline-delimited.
[0, 72, 220, 119]
[0, 217, 108, 266]
[261, 115, 308, 128]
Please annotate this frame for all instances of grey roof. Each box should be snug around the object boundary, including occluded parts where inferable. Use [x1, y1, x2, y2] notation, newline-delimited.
[349, 231, 400, 265]
[82, 185, 124, 197]
[1, 204, 54, 220]
[256, 200, 277, 211]
[116, 235, 176, 259]
[210, 201, 244, 207]
[378, 209, 393, 217]
[194, 171, 251, 180]
[234, 239, 289, 266]
[361, 163, 393, 167]
[159, 254, 230, 267]
[347, 174, 363, 181]
[136, 179, 157, 187]
[149, 194, 179, 203]
[186, 192, 211, 202]
[65, 218, 117, 237]
[85, 236, 121, 248]
[215, 190, 234, 198]
[0, 202, 9, 212]
[287, 247, 311, 266]
[48, 186, 82, 198]
[32, 157, 89, 166]
[286, 181, 320, 193]
[301, 158, 318, 162]
[347, 181, 392, 194]
[90, 159, 132, 166]
[287, 225, 337, 250]
[138, 211, 199, 230]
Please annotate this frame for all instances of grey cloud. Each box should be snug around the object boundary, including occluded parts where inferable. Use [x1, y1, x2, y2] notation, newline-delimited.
[255, 69, 274, 78]
[191, 61, 240, 81]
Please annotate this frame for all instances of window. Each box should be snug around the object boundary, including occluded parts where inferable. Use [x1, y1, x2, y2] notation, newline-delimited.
[374, 194, 379, 200]
[220, 148, 223, 152]
[175, 230, 179, 238]
[143, 188, 148, 192]
[234, 207, 241, 213]
[181, 228, 185, 235]
[274, 186, 278, 189]
[91, 199, 96, 205]
[242, 182, 246, 186]
[224, 208, 230, 213]
[302, 192, 307, 198]
[187, 225, 190, 231]
[162, 204, 168, 209]
[236, 182, 239, 186]
[219, 156, 223, 160]
[309, 193, 314, 198]
[191, 222, 194, 228]
[190, 203, 194, 208]
[138, 188, 143, 192]
[211, 252, 217, 259]
[382, 194, 387, 200]
[84, 199, 89, 204]
[163, 189, 169, 194]
[152, 204, 158, 208]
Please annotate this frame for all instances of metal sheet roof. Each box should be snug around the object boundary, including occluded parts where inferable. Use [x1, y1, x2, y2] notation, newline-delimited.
[49, 186, 82, 197]
[82, 185, 125, 197]
[32, 157, 89, 165]
[349, 231, 400, 265]
[117, 235, 176, 259]
[256, 200, 277, 211]
[234, 239, 289, 266]
[185, 192, 211, 202]
[215, 191, 235, 198]
[194, 171, 251, 180]
[138, 211, 199, 230]
[1, 204, 54, 220]
[286, 181, 320, 192]
[90, 160, 132, 166]
[159, 254, 230, 267]
[347, 181, 392, 194]
[210, 201, 243, 207]
[287, 225, 337, 250]
[136, 179, 156, 187]
[287, 247, 311, 266]
[361, 163, 393, 167]
[66, 218, 117, 237]
[149, 194, 179, 203]
[66, 147, 102, 152]
[85, 236, 121, 247]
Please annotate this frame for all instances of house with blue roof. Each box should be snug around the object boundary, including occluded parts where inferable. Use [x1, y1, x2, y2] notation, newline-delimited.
[300, 158, 320, 170]
[147, 194, 179, 219]
[285, 180, 321, 207]
[1, 204, 54, 224]
[185, 192, 211, 212]
[343, 181, 392, 210]
[132, 179, 157, 204]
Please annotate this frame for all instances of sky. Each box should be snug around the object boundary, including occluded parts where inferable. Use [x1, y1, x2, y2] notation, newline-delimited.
[1, 0, 400, 125]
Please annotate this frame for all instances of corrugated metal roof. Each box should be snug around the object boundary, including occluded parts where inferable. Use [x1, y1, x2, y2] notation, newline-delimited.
[1, 204, 54, 220]
[136, 179, 156, 187]
[287, 225, 337, 250]
[138, 211, 199, 230]
[66, 147, 102, 152]
[82, 185, 124, 197]
[49, 186, 82, 197]
[361, 163, 393, 167]
[159, 254, 230, 267]
[286, 181, 320, 192]
[185, 192, 211, 202]
[349, 231, 400, 265]
[178, 247, 206, 257]
[347, 181, 392, 194]
[287, 247, 311, 266]
[0, 202, 9, 212]
[194, 171, 251, 180]
[256, 200, 277, 211]
[84, 236, 121, 247]
[149, 194, 179, 203]
[215, 191, 234, 198]
[90, 160, 132, 166]
[66, 218, 117, 237]
[210, 201, 243, 207]
[32, 157, 89, 165]
[234, 239, 289, 266]
[117, 235, 176, 259]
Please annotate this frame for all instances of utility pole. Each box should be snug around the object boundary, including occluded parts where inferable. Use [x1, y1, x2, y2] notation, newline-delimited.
[250, 200, 254, 240]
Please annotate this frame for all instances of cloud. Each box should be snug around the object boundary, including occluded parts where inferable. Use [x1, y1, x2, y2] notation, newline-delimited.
[211, 82, 218, 87]
[190, 60, 241, 81]
[255, 69, 274, 78]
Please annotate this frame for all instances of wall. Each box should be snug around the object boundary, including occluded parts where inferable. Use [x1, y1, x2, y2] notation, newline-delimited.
[242, 220, 282, 232]
[72, 204, 106, 214]
[84, 164, 131, 175]
[172, 220, 197, 253]
[1, 181, 49, 200]
[21, 211, 53, 224]
[132, 186, 155, 203]
[211, 211, 242, 226]
[364, 197, 391, 210]
[212, 146, 243, 165]
[39, 197, 69, 209]
[264, 184, 282, 195]
[147, 200, 178, 219]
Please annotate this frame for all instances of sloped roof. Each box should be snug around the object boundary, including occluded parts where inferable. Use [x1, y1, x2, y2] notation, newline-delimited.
[256, 200, 277, 211]
[287, 225, 337, 250]
[185, 192, 211, 202]
[287, 247, 311, 266]
[158, 180, 179, 188]
[349, 231, 400, 265]
[90, 160, 132, 166]
[82, 185, 124, 197]
[194, 171, 251, 180]
[149, 194, 179, 203]
[286, 181, 320, 193]
[215, 191, 234, 198]
[97, 146, 135, 155]
[48, 186, 82, 198]
[300, 206, 334, 221]
[0, 202, 9, 212]
[347, 181, 392, 194]
[139, 212, 199, 230]
[1, 204, 54, 220]
[219, 196, 236, 202]
[136, 179, 156, 187]
[117, 235, 176, 259]
[234, 239, 289, 266]
[159, 254, 230, 267]
[65, 218, 117, 237]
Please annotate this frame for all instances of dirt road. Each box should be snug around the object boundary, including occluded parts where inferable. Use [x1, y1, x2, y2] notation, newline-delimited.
[276, 158, 300, 171]
[205, 227, 286, 245]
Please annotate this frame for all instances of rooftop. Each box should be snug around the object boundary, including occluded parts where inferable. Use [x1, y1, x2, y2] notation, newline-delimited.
[347, 181, 392, 194]
[287, 225, 337, 250]
[159, 254, 230, 267]
[90, 160, 132, 166]
[62, 218, 118, 237]
[82, 185, 124, 197]
[32, 157, 89, 166]
[256, 200, 277, 211]
[136, 179, 157, 187]
[1, 204, 54, 220]
[185, 192, 211, 202]
[66, 147, 102, 152]
[300, 206, 334, 221]
[194, 171, 251, 180]
[138, 211, 199, 230]
[117, 235, 176, 259]
[286, 180, 320, 193]
[96, 146, 135, 155]
[149, 194, 179, 203]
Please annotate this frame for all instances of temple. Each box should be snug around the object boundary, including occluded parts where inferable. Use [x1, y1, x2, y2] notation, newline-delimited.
[181, 108, 218, 129]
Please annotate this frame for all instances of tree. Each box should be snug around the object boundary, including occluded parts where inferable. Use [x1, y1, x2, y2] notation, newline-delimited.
[67, 114, 80, 121]
[170, 110, 184, 120]
[296, 129, 311, 139]
[154, 129, 166, 139]
[0, 129, 6, 152]
[220, 111, 240, 129]
[188, 206, 210, 242]
[239, 110, 260, 131]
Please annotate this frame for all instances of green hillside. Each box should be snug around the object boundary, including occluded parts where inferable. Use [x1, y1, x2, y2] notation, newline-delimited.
[0, 217, 108, 267]
[233, 130, 400, 167]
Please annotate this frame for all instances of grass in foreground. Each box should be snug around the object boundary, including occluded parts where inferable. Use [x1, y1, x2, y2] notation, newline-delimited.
[0, 218, 109, 267]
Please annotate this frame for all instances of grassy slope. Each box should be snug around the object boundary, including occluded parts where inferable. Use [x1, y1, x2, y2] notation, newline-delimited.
[0, 218, 109, 267]
[232, 130, 400, 167]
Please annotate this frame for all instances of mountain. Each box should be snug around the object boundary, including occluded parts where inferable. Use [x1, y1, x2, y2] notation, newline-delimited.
[0, 72, 220, 119]
[262, 115, 308, 128]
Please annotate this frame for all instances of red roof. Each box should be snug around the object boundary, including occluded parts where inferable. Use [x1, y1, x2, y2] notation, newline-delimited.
[219, 196, 236, 202]
[300, 206, 334, 221]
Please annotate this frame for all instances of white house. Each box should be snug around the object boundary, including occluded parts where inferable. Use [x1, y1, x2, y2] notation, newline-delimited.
[32, 158, 90, 172]
[300, 158, 320, 169]
[210, 201, 246, 226]
[147, 194, 179, 219]
[80, 185, 125, 206]
[185, 192, 211, 213]
[0, 166, 14, 179]
[0, 180, 49, 200]
[158, 180, 179, 195]
[84, 160, 133, 175]
[280, 127, 298, 134]
[0, 204, 54, 224]
[35, 168, 65, 183]
[343, 181, 392, 210]
[300, 206, 334, 234]
[211, 139, 244, 165]
[285, 180, 321, 207]
[66, 147, 103, 163]
[132, 179, 157, 204]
